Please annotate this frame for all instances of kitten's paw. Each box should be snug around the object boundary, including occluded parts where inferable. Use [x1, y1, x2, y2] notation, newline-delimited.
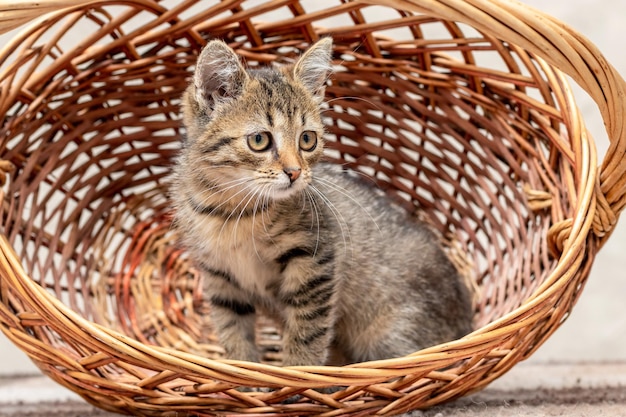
[318, 385, 344, 395]
[234, 386, 305, 404]
[235, 386, 272, 393]
[282, 386, 345, 404]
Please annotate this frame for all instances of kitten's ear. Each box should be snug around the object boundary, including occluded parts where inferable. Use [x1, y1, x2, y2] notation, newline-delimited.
[293, 37, 333, 103]
[193, 40, 248, 111]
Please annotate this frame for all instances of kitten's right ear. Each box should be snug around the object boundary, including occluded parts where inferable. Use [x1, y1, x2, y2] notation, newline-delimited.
[294, 37, 333, 103]
[193, 40, 248, 111]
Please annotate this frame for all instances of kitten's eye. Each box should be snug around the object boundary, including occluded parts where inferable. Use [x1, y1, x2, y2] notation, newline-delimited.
[247, 132, 272, 152]
[299, 131, 318, 152]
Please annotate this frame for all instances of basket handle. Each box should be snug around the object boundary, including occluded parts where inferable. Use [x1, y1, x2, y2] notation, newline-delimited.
[368, 0, 626, 243]
[0, 0, 98, 35]
[2, 0, 624, 242]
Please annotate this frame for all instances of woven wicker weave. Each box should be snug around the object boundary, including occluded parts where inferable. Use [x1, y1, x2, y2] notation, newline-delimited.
[1, 0, 625, 415]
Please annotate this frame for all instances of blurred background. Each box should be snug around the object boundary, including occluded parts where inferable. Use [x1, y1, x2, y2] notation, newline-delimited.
[1, 0, 625, 376]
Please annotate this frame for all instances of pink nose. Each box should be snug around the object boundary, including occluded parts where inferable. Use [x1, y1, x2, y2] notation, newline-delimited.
[284, 167, 301, 183]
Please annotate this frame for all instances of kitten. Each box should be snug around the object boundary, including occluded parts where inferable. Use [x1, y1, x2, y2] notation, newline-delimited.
[172, 38, 473, 366]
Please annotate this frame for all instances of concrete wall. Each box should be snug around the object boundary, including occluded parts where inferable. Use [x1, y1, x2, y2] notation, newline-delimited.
[1, 0, 625, 376]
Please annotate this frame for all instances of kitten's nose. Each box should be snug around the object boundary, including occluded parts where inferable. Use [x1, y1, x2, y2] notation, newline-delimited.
[283, 167, 301, 183]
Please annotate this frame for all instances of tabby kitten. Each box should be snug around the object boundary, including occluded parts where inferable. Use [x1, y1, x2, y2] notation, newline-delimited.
[172, 38, 473, 366]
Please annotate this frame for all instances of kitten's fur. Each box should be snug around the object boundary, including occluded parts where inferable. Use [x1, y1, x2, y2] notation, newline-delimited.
[172, 38, 473, 366]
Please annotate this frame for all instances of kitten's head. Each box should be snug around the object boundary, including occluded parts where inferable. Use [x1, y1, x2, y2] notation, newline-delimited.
[181, 38, 332, 201]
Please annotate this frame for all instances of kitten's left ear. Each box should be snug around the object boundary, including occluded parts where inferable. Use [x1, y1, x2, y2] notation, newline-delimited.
[293, 37, 333, 103]
[193, 40, 248, 112]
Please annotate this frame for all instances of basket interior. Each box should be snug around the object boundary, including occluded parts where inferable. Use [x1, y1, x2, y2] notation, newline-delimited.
[0, 1, 577, 367]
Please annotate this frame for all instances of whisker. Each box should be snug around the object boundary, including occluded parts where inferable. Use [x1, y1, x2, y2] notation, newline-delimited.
[202, 177, 253, 195]
[260, 185, 274, 239]
[322, 95, 382, 111]
[190, 178, 255, 217]
[228, 185, 257, 224]
[308, 184, 353, 258]
[314, 176, 383, 237]
[215, 182, 257, 246]
[236, 185, 266, 261]
[327, 164, 381, 186]
[304, 189, 322, 257]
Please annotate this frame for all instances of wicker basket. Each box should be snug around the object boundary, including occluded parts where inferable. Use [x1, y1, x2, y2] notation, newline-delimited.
[1, 0, 625, 415]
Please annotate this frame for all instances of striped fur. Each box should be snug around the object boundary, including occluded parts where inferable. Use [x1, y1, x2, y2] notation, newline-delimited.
[171, 38, 473, 366]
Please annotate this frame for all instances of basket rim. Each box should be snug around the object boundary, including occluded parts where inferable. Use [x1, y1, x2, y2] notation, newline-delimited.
[0, 0, 609, 379]
[0, 228, 591, 388]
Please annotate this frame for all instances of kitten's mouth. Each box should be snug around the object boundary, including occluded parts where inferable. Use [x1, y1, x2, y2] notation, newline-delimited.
[271, 179, 306, 200]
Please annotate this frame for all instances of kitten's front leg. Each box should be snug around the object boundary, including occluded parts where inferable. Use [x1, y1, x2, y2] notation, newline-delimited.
[281, 302, 336, 366]
[202, 266, 260, 362]
[278, 252, 337, 366]
[210, 297, 259, 362]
